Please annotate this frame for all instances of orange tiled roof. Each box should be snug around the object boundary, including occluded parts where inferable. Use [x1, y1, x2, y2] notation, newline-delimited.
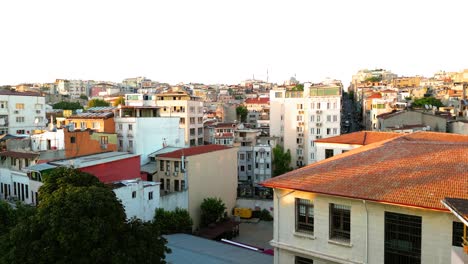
[367, 93, 382, 99]
[156, 145, 231, 159]
[262, 131, 468, 211]
[244, 98, 269, 104]
[314, 131, 401, 145]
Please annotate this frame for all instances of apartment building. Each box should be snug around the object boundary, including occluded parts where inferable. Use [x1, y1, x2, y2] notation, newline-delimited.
[270, 83, 342, 168]
[0, 90, 46, 135]
[114, 104, 184, 165]
[154, 145, 238, 229]
[65, 110, 115, 133]
[125, 91, 204, 147]
[262, 132, 468, 264]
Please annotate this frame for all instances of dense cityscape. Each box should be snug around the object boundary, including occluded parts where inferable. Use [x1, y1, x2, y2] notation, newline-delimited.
[0, 68, 467, 263]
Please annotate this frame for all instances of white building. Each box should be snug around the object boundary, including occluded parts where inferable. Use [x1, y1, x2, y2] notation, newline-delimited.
[111, 179, 160, 222]
[114, 105, 185, 165]
[262, 132, 468, 264]
[0, 90, 46, 135]
[270, 83, 342, 168]
[125, 91, 204, 147]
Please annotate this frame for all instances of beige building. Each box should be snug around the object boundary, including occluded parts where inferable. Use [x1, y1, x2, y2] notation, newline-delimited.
[377, 110, 449, 132]
[262, 132, 468, 264]
[154, 145, 238, 229]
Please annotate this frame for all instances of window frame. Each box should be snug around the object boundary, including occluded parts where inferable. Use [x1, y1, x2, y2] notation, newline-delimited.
[296, 198, 314, 234]
[329, 203, 351, 243]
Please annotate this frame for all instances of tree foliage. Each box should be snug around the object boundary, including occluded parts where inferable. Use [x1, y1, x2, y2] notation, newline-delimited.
[236, 106, 248, 122]
[272, 145, 293, 176]
[114, 96, 125, 107]
[79, 94, 88, 100]
[88, 98, 110, 108]
[154, 207, 193, 234]
[412, 97, 443, 108]
[52, 101, 83, 110]
[365, 76, 382, 83]
[200, 197, 226, 227]
[0, 168, 170, 264]
[291, 83, 304, 91]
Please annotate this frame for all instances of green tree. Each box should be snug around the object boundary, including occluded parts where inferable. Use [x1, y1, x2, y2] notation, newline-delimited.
[79, 94, 88, 100]
[236, 106, 248, 122]
[365, 76, 382, 83]
[200, 197, 226, 227]
[52, 101, 83, 110]
[291, 83, 304, 91]
[154, 207, 193, 234]
[88, 98, 110, 108]
[272, 145, 293, 176]
[0, 168, 170, 264]
[114, 96, 125, 107]
[412, 97, 443, 108]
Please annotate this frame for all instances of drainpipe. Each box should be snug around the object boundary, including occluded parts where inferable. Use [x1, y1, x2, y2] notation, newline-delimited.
[362, 200, 369, 264]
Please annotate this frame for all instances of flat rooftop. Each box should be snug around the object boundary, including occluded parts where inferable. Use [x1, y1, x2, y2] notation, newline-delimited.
[165, 234, 273, 264]
[50, 152, 139, 168]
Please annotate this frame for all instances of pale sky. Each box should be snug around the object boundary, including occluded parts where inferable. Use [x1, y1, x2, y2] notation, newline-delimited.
[1, 0, 467, 86]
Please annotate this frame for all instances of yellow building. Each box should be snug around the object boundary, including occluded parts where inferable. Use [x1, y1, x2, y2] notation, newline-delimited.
[392, 76, 421, 88]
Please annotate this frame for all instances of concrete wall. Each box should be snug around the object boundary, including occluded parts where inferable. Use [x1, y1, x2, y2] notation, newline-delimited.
[236, 198, 273, 212]
[315, 143, 362, 162]
[187, 147, 238, 229]
[31, 130, 65, 151]
[64, 129, 117, 158]
[0, 168, 33, 204]
[272, 189, 459, 264]
[159, 190, 189, 212]
[113, 180, 160, 222]
[380, 111, 447, 132]
[448, 121, 468, 135]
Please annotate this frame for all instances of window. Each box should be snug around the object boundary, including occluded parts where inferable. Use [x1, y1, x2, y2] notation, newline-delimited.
[327, 115, 331, 122]
[453, 222, 464, 247]
[297, 138, 303, 144]
[198, 137, 203, 145]
[174, 161, 179, 172]
[174, 180, 179, 191]
[132, 191, 136, 198]
[297, 104, 303, 109]
[317, 115, 321, 122]
[180, 118, 185, 125]
[166, 161, 171, 171]
[160, 179, 164, 190]
[100, 136, 108, 145]
[190, 106, 195, 113]
[247, 164, 252, 171]
[327, 102, 330, 109]
[181, 180, 185, 190]
[160, 160, 164, 171]
[310, 128, 314, 135]
[148, 191, 153, 200]
[92, 122, 100, 129]
[15, 103, 24, 110]
[166, 179, 170, 191]
[325, 149, 334, 159]
[329, 204, 351, 242]
[80, 121, 86, 129]
[128, 124, 133, 131]
[297, 126, 303, 133]
[333, 102, 337, 109]
[190, 117, 195, 124]
[128, 140, 133, 148]
[240, 165, 245, 172]
[316, 128, 321, 135]
[333, 128, 338, 135]
[239, 153, 245, 160]
[198, 127, 202, 134]
[275, 92, 282, 98]
[296, 198, 314, 234]
[326, 128, 331, 135]
[198, 117, 203, 123]
[310, 115, 315, 122]
[118, 124, 123, 130]
[190, 128, 195, 136]
[0, 101, 7, 109]
[384, 212, 421, 264]
[333, 115, 338, 122]
[295, 256, 314, 264]
[70, 136, 76, 144]
[16, 117, 25, 123]
[310, 103, 315, 109]
[190, 139, 196, 146]
[317, 102, 321, 109]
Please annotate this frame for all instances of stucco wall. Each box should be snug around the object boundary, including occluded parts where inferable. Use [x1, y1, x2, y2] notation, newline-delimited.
[380, 111, 447, 132]
[187, 147, 238, 229]
[315, 143, 362, 162]
[272, 189, 459, 264]
[159, 190, 189, 212]
[113, 181, 160, 222]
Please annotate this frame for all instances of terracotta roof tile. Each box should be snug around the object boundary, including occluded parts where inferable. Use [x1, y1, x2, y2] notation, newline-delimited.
[262, 132, 468, 211]
[314, 131, 401, 145]
[0, 90, 42, 97]
[156, 145, 231, 159]
[0, 151, 39, 159]
[367, 93, 382, 99]
[244, 98, 269, 104]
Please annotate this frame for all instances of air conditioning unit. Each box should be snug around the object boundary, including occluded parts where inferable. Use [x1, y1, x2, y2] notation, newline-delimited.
[316, 123, 322, 127]
[297, 133, 304, 137]
[14, 110, 19, 114]
[173, 172, 178, 176]
[165, 171, 170, 176]
[36, 110, 41, 114]
[100, 144, 107, 150]
[316, 110, 322, 114]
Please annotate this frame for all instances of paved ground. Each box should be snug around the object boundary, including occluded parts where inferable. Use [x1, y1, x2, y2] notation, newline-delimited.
[231, 221, 273, 250]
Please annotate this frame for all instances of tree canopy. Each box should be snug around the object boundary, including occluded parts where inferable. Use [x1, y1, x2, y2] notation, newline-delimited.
[154, 207, 193, 235]
[365, 76, 382, 83]
[200, 197, 226, 227]
[0, 167, 170, 264]
[272, 145, 293, 176]
[113, 96, 125, 107]
[88, 98, 110, 108]
[412, 97, 443, 108]
[291, 84, 304, 91]
[52, 101, 83, 110]
[236, 106, 248, 122]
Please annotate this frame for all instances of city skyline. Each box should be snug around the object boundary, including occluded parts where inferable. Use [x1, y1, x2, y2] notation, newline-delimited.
[1, 0, 467, 86]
